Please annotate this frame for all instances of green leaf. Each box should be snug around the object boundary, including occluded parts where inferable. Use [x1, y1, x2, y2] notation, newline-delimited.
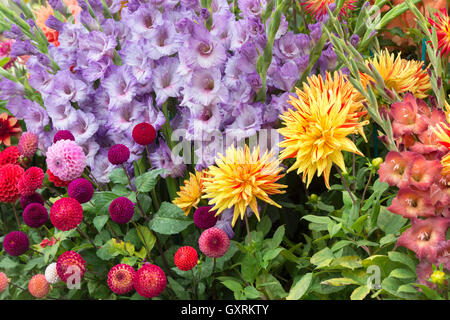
[388, 251, 417, 272]
[263, 248, 283, 262]
[389, 268, 416, 279]
[302, 215, 332, 225]
[241, 253, 260, 283]
[350, 285, 370, 300]
[286, 273, 312, 300]
[148, 202, 193, 235]
[220, 279, 243, 293]
[135, 225, 156, 253]
[270, 225, 285, 249]
[135, 169, 167, 193]
[327, 221, 342, 238]
[310, 248, 335, 268]
[330, 256, 363, 270]
[321, 277, 359, 286]
[93, 192, 120, 215]
[256, 215, 272, 237]
[377, 207, 407, 234]
[108, 168, 129, 185]
[379, 234, 397, 246]
[243, 286, 261, 299]
[0, 256, 19, 269]
[351, 214, 368, 234]
[168, 277, 191, 299]
[93, 215, 109, 233]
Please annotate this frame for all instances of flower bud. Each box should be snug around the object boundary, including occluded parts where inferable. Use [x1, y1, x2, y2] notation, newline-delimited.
[371, 157, 383, 169]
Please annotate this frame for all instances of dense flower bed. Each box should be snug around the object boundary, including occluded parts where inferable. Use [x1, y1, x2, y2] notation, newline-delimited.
[0, 0, 448, 300]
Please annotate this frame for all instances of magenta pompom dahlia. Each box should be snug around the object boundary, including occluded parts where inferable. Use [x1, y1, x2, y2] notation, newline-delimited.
[50, 197, 83, 231]
[53, 130, 75, 143]
[68, 178, 94, 204]
[174, 246, 198, 271]
[133, 264, 167, 298]
[20, 192, 45, 210]
[46, 139, 86, 181]
[18, 132, 38, 158]
[56, 251, 86, 283]
[198, 227, 230, 258]
[0, 272, 8, 293]
[109, 197, 134, 224]
[23, 203, 48, 228]
[107, 264, 135, 295]
[3, 231, 29, 256]
[193, 206, 218, 229]
[108, 144, 130, 165]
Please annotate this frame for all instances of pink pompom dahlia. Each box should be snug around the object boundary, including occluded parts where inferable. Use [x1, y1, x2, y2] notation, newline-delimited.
[0, 272, 8, 293]
[198, 227, 230, 258]
[133, 264, 167, 298]
[56, 251, 86, 283]
[28, 274, 50, 298]
[18, 132, 38, 158]
[46, 139, 86, 181]
[107, 264, 135, 295]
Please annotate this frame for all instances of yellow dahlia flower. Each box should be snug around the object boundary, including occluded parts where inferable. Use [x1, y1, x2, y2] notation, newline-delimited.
[202, 145, 287, 227]
[431, 121, 450, 176]
[360, 49, 431, 99]
[172, 170, 205, 216]
[278, 72, 367, 189]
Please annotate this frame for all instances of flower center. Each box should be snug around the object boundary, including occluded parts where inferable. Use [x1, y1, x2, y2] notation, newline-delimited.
[418, 231, 430, 241]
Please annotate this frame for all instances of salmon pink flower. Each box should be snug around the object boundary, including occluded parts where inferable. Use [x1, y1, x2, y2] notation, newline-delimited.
[378, 151, 417, 188]
[396, 217, 450, 260]
[408, 155, 442, 190]
[388, 187, 436, 219]
[389, 93, 428, 138]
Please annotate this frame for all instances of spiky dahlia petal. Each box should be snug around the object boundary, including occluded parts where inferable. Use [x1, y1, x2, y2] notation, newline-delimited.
[429, 9, 450, 58]
[360, 49, 431, 99]
[202, 145, 286, 227]
[301, 0, 356, 19]
[173, 171, 205, 216]
[278, 72, 367, 189]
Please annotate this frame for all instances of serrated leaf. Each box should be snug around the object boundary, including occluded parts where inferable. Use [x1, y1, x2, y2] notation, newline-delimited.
[286, 273, 312, 300]
[93, 215, 109, 233]
[135, 169, 167, 193]
[388, 251, 417, 272]
[108, 168, 128, 185]
[148, 202, 193, 235]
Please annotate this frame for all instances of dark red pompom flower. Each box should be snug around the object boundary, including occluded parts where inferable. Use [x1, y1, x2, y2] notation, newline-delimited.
[132, 123, 157, 145]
